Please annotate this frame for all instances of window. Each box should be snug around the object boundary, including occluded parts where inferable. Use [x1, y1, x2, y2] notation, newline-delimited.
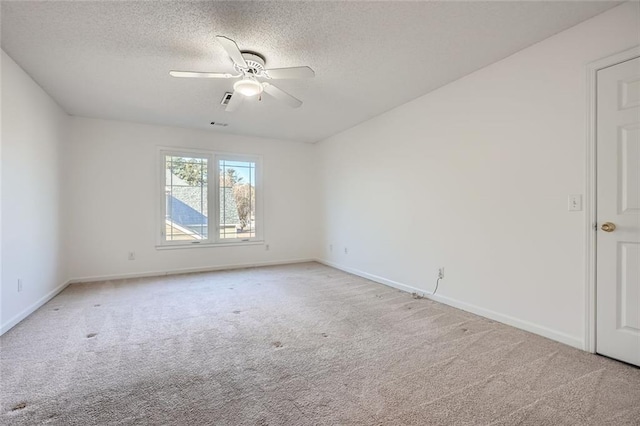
[218, 158, 257, 240]
[160, 149, 262, 247]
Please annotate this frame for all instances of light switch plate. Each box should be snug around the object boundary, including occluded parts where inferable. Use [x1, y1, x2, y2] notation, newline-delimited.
[568, 194, 582, 211]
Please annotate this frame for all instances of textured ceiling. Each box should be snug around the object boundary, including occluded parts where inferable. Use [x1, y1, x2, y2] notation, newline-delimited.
[1, 1, 620, 143]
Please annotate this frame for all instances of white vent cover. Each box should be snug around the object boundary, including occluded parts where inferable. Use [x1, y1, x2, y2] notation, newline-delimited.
[221, 92, 233, 105]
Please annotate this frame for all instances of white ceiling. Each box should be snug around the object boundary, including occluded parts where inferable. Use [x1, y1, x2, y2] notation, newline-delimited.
[1, 1, 620, 143]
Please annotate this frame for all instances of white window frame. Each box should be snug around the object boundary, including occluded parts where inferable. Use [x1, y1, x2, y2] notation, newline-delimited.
[214, 152, 263, 244]
[157, 147, 263, 248]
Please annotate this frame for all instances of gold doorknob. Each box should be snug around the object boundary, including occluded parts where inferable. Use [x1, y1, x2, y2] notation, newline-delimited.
[601, 222, 616, 232]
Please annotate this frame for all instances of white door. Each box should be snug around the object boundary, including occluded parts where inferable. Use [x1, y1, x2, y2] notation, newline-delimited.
[596, 56, 640, 366]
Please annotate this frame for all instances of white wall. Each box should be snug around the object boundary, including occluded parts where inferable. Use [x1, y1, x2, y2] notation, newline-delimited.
[1, 50, 69, 333]
[65, 117, 317, 281]
[315, 2, 640, 349]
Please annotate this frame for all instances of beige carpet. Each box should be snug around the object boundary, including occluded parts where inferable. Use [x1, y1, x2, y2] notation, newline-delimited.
[1, 262, 639, 425]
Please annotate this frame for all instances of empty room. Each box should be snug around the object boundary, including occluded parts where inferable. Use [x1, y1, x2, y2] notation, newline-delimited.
[1, 1, 639, 424]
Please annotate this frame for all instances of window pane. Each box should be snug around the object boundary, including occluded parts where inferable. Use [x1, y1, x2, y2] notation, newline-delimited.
[219, 159, 256, 240]
[165, 155, 208, 241]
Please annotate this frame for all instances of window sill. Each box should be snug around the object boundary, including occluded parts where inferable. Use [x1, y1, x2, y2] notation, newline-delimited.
[156, 241, 264, 250]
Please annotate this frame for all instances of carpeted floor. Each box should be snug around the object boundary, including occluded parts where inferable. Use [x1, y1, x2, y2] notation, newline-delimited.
[1, 262, 639, 425]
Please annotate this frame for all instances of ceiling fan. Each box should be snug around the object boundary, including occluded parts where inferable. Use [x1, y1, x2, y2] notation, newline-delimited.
[170, 36, 315, 112]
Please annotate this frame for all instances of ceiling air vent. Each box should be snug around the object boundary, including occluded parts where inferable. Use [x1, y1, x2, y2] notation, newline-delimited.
[210, 122, 228, 127]
[221, 92, 233, 105]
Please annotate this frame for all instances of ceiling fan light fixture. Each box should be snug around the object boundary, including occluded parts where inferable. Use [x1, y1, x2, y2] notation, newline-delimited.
[233, 78, 263, 97]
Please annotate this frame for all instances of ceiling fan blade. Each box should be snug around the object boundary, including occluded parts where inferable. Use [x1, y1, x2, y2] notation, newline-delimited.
[169, 71, 240, 79]
[265, 66, 315, 79]
[263, 83, 303, 108]
[216, 36, 248, 68]
[225, 91, 243, 112]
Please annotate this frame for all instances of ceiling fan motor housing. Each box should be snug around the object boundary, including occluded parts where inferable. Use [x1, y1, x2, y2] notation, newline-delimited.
[237, 53, 266, 77]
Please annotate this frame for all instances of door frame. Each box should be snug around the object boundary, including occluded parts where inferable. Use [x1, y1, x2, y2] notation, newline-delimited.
[584, 46, 640, 353]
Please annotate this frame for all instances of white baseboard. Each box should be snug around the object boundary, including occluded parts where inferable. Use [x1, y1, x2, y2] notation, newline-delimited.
[317, 258, 428, 296]
[315, 258, 584, 350]
[0, 279, 72, 336]
[426, 293, 583, 349]
[69, 258, 316, 284]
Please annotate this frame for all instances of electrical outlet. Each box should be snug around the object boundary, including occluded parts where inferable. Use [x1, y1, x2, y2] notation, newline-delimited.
[438, 268, 445, 279]
[329, 244, 333, 252]
[265, 244, 270, 251]
[128, 252, 135, 261]
[17, 278, 23, 292]
[344, 247, 348, 254]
